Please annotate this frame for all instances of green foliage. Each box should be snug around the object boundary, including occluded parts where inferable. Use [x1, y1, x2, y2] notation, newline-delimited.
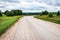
[42, 10, 48, 15]
[57, 11, 60, 16]
[4, 10, 8, 15]
[48, 13, 53, 17]
[4, 10, 22, 16]
[0, 10, 2, 16]
[34, 15, 60, 24]
[6, 10, 14, 16]
[11, 10, 22, 15]
[40, 13, 43, 16]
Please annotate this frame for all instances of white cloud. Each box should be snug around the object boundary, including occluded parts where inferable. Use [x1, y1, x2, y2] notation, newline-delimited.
[0, 0, 60, 12]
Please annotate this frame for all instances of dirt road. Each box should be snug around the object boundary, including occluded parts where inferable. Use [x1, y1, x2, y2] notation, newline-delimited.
[0, 16, 60, 40]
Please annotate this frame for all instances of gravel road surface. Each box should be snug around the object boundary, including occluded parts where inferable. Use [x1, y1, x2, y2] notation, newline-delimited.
[0, 16, 60, 40]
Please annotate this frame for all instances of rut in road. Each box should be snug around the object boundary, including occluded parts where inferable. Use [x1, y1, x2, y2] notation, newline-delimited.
[0, 16, 60, 40]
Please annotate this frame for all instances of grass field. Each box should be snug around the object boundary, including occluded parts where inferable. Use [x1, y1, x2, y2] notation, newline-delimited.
[0, 15, 22, 36]
[34, 15, 60, 24]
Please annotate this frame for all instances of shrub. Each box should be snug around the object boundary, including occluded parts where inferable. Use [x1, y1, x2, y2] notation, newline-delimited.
[48, 13, 53, 17]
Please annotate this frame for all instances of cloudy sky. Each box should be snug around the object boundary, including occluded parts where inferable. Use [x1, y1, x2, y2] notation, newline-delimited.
[0, 0, 60, 12]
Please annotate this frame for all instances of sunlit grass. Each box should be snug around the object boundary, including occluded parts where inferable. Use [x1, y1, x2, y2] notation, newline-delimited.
[0, 15, 22, 36]
[34, 15, 60, 24]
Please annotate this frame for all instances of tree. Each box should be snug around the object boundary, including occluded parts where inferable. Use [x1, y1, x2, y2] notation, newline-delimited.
[9, 11, 14, 16]
[0, 10, 2, 16]
[4, 10, 9, 15]
[45, 10, 48, 15]
[42, 10, 48, 15]
[40, 13, 43, 16]
[11, 10, 22, 15]
[15, 10, 22, 15]
[18, 10, 22, 15]
[4, 10, 22, 16]
[57, 11, 60, 16]
[5, 10, 14, 16]
[48, 13, 53, 17]
[5, 10, 10, 16]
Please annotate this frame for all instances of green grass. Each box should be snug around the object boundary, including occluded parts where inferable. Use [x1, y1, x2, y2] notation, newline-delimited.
[0, 15, 22, 36]
[34, 15, 60, 24]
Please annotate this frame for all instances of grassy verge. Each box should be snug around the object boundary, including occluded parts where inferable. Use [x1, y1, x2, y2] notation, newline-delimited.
[0, 15, 22, 36]
[34, 15, 60, 24]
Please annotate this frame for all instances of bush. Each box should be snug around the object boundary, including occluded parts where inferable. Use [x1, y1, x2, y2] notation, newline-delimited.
[48, 13, 53, 17]
[0, 10, 2, 16]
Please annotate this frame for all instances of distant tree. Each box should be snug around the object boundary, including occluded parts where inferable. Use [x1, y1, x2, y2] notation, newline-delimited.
[48, 13, 53, 17]
[5, 10, 14, 16]
[4, 10, 22, 16]
[4, 10, 9, 15]
[5, 10, 10, 16]
[40, 13, 43, 16]
[11, 10, 22, 15]
[0, 10, 2, 16]
[41, 11, 45, 15]
[42, 10, 48, 15]
[9, 11, 14, 16]
[45, 10, 48, 15]
[57, 11, 60, 16]
[19, 10, 22, 15]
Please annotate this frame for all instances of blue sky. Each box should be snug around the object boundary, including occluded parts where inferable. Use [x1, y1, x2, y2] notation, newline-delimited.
[0, 0, 60, 12]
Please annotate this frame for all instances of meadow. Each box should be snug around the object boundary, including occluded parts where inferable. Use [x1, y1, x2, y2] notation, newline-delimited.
[0, 15, 22, 36]
[34, 15, 60, 24]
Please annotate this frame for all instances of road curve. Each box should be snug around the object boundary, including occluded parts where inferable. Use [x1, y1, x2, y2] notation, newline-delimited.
[0, 16, 60, 40]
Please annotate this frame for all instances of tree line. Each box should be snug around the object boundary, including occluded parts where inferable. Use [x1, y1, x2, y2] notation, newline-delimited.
[0, 10, 60, 16]
[0, 10, 22, 16]
[40, 10, 60, 17]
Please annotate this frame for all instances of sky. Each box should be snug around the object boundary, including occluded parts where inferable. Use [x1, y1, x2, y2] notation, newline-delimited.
[0, 0, 60, 12]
